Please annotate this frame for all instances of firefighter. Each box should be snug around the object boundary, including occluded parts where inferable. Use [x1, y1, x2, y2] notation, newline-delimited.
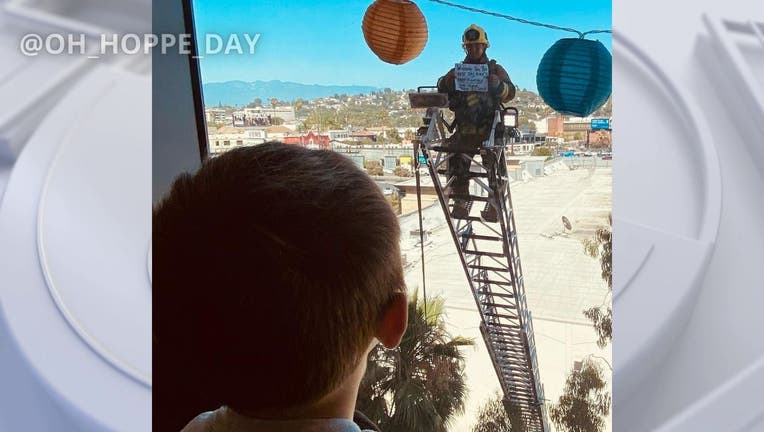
[437, 24, 516, 220]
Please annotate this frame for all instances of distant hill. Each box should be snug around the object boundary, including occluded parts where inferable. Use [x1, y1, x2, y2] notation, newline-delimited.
[202, 80, 382, 106]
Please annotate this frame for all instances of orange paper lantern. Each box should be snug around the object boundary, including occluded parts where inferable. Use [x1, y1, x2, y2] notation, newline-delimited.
[362, 0, 428, 65]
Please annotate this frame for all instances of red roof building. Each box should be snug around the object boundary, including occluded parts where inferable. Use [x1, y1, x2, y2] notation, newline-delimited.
[282, 131, 331, 149]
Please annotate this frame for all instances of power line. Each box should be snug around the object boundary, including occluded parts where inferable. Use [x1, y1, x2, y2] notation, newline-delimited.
[424, 0, 612, 38]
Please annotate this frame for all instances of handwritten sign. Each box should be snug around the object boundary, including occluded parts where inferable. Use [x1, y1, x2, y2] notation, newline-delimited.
[455, 63, 489, 92]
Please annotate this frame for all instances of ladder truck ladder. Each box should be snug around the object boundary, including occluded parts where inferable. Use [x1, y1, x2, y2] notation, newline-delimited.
[409, 88, 549, 432]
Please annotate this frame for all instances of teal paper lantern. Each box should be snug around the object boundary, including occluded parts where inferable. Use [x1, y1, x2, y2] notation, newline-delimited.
[536, 38, 612, 117]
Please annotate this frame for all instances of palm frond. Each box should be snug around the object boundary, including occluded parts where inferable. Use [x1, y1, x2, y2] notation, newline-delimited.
[357, 295, 472, 430]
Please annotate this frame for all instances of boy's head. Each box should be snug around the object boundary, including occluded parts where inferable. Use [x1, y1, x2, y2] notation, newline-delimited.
[154, 142, 406, 414]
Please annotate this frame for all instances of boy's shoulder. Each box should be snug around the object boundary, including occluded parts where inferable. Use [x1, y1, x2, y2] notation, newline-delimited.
[180, 410, 217, 432]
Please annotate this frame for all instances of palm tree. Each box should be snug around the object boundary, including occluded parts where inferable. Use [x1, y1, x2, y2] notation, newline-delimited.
[293, 98, 304, 115]
[356, 294, 474, 432]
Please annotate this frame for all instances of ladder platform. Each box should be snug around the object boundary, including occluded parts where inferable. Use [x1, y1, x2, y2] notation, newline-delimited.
[408, 91, 449, 108]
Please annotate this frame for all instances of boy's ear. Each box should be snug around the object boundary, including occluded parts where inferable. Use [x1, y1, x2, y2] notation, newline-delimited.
[376, 293, 408, 349]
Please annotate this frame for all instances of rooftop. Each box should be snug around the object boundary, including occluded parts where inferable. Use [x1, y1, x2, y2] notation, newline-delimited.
[214, 126, 242, 134]
[265, 125, 292, 134]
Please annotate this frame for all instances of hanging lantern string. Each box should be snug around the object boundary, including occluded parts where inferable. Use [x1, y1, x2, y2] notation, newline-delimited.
[424, 0, 611, 38]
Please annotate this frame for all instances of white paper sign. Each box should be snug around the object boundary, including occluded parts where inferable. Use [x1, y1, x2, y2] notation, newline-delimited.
[455, 63, 489, 92]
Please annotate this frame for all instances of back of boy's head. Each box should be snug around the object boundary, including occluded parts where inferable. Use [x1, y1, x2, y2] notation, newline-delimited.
[154, 142, 404, 414]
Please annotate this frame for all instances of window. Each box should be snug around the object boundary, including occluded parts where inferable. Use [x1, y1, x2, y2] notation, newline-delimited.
[186, 4, 613, 430]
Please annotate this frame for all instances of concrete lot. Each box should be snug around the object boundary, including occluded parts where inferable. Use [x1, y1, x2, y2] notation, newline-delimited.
[399, 164, 612, 431]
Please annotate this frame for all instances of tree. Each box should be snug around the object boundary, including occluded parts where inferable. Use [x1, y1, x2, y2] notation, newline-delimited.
[582, 214, 612, 348]
[365, 161, 383, 176]
[404, 129, 415, 142]
[472, 393, 526, 432]
[356, 294, 473, 432]
[386, 129, 401, 143]
[393, 166, 412, 177]
[531, 146, 552, 157]
[549, 360, 611, 432]
[518, 115, 532, 130]
[582, 307, 611, 349]
[304, 108, 340, 131]
[270, 98, 278, 109]
[293, 98, 304, 114]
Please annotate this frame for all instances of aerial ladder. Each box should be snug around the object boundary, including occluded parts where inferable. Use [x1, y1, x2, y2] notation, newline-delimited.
[409, 87, 549, 432]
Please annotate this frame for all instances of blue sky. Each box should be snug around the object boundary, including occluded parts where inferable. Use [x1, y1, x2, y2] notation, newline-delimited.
[191, 0, 611, 93]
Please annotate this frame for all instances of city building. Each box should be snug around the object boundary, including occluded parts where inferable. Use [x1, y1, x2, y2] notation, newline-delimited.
[326, 129, 351, 141]
[349, 130, 378, 143]
[544, 115, 613, 145]
[509, 142, 537, 154]
[282, 131, 330, 149]
[367, 126, 390, 139]
[204, 108, 228, 124]
[232, 110, 272, 127]
[243, 106, 296, 122]
[264, 125, 293, 141]
[532, 119, 549, 135]
[547, 116, 565, 136]
[207, 126, 267, 154]
[563, 117, 593, 132]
